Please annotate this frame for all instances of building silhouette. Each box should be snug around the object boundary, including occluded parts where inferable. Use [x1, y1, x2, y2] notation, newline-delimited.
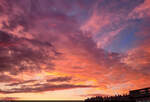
[130, 87, 150, 102]
[85, 87, 150, 102]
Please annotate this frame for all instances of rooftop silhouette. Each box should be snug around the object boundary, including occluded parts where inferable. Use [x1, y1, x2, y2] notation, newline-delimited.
[84, 87, 150, 102]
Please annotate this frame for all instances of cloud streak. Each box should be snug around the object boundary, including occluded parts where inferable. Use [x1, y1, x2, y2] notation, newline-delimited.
[0, 83, 95, 94]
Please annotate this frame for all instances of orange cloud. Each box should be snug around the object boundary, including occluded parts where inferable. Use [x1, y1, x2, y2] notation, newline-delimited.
[0, 97, 19, 101]
[121, 39, 150, 89]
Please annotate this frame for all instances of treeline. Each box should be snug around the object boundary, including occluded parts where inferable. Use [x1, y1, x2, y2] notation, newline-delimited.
[84, 95, 136, 102]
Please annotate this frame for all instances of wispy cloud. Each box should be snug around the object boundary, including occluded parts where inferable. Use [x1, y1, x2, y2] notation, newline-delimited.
[0, 83, 95, 94]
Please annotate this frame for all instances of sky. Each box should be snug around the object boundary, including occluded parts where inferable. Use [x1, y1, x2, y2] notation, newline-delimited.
[0, 0, 150, 100]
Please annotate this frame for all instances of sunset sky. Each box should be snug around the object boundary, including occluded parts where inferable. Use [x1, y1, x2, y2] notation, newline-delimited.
[0, 0, 150, 100]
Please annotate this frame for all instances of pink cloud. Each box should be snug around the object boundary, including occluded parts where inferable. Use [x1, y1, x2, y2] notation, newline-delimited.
[128, 0, 150, 19]
[80, 10, 110, 36]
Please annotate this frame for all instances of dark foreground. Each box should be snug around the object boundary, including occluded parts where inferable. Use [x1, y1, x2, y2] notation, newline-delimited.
[0, 100, 84, 102]
[84, 87, 150, 102]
